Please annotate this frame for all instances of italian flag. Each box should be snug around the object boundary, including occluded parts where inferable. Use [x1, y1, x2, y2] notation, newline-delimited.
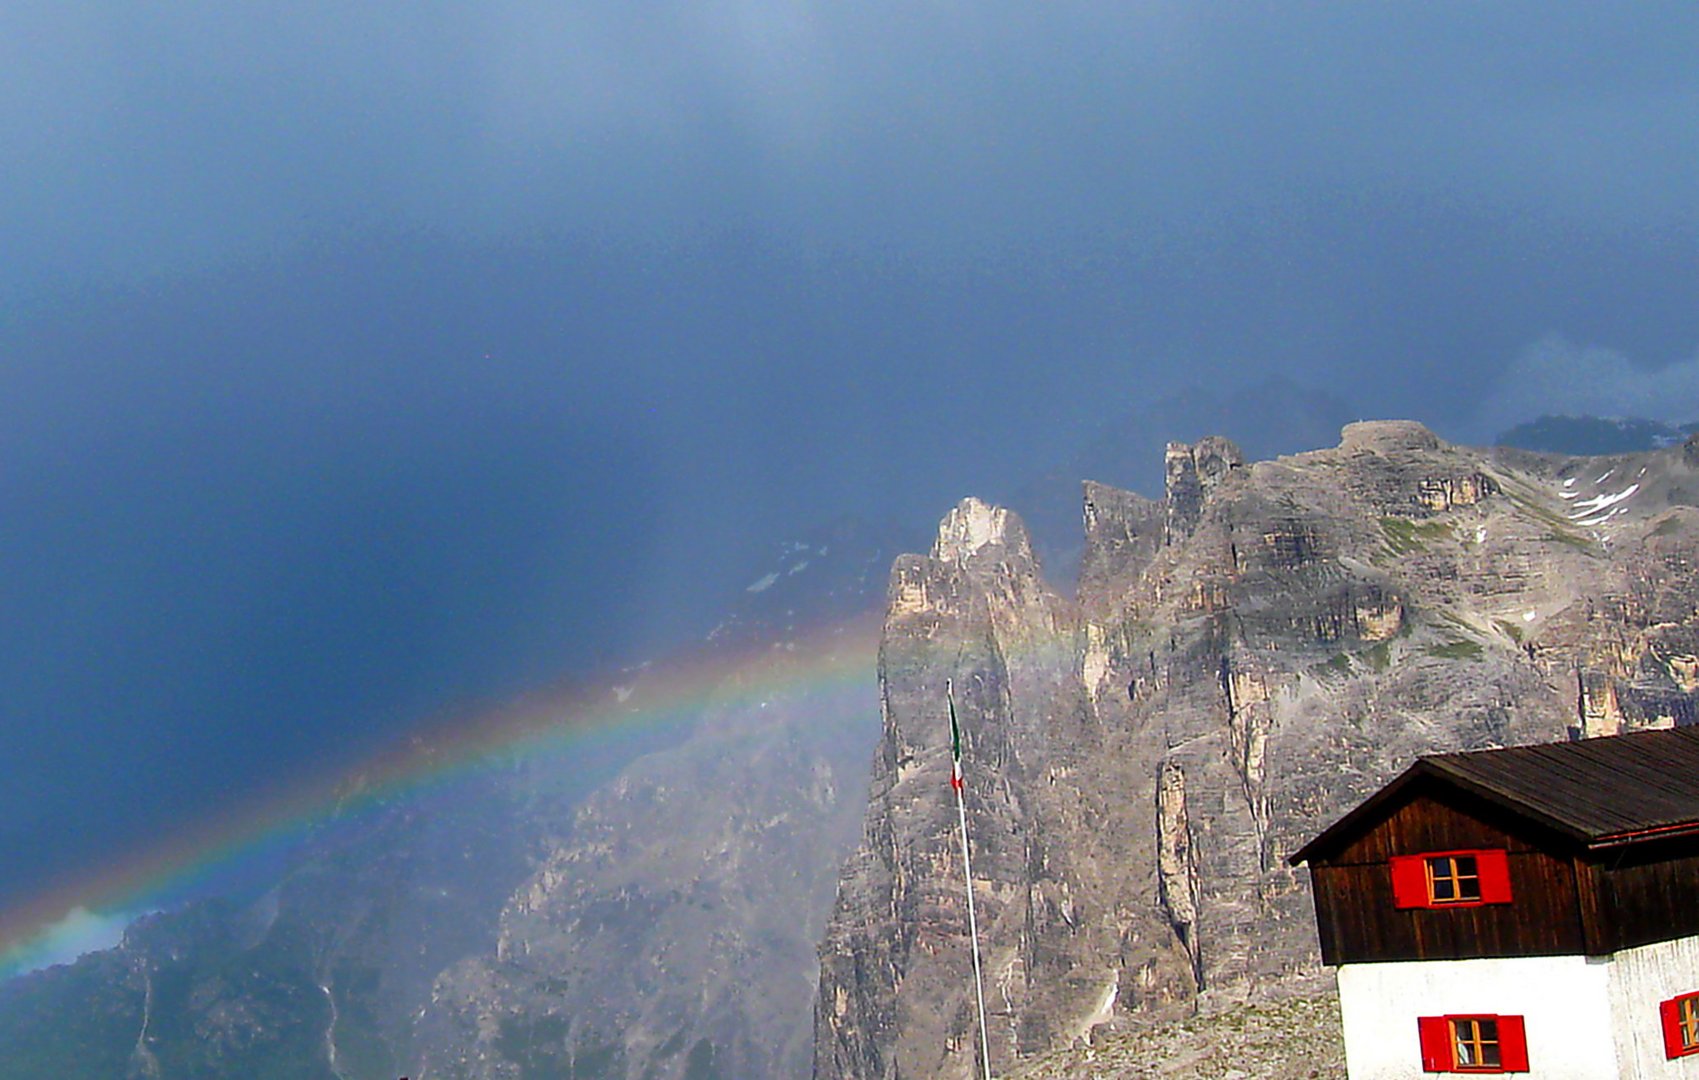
[945, 676, 992, 1080]
[948, 683, 965, 792]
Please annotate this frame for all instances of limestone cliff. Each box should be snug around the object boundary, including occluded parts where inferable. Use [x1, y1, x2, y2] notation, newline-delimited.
[814, 498, 1075, 1080]
[815, 424, 1699, 1078]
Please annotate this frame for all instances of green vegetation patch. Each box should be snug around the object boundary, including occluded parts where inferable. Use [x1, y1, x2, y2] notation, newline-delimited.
[1427, 639, 1484, 661]
[573, 1039, 627, 1080]
[1380, 517, 1451, 555]
[1311, 652, 1353, 681]
[1360, 640, 1392, 672]
[496, 1014, 573, 1078]
[1494, 481, 1594, 549]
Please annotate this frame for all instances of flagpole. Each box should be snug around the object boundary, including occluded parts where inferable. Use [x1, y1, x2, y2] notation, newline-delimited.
[947, 678, 994, 1080]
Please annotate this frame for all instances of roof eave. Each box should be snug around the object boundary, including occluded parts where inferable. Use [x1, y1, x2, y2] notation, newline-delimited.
[1587, 819, 1699, 850]
[1288, 759, 1596, 866]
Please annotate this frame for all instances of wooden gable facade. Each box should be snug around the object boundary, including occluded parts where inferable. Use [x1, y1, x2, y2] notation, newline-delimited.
[1303, 777, 1587, 964]
[1293, 726, 1699, 966]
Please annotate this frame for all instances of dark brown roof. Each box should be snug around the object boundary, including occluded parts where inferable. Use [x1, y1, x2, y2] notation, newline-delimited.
[1291, 726, 1699, 864]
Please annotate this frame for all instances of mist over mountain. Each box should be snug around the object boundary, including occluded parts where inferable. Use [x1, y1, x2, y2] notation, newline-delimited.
[0, 519, 899, 1076]
[1, 3, 1697, 1077]
[1496, 414, 1699, 456]
[5, 3, 1696, 935]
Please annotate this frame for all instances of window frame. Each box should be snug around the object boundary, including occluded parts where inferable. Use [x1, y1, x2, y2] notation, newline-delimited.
[1426, 853, 1483, 905]
[1449, 1016, 1501, 1070]
[1391, 848, 1513, 909]
[1660, 991, 1699, 1059]
[1418, 1013, 1528, 1074]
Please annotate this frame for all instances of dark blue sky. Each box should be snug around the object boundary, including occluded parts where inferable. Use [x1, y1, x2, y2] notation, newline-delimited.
[2, 2, 1696, 934]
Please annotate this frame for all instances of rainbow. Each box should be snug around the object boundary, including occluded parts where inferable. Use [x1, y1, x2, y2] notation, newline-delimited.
[0, 613, 883, 978]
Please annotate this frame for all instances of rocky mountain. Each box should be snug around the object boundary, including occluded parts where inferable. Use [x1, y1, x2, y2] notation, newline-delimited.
[815, 421, 1699, 1078]
[397, 518, 897, 1080]
[15, 420, 1699, 1080]
[1007, 979, 1343, 1080]
[413, 630, 883, 1079]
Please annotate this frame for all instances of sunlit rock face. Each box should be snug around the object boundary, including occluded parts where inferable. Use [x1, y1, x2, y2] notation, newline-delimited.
[814, 424, 1699, 1079]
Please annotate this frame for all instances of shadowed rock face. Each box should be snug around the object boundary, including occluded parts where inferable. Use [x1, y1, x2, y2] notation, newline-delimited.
[1161, 438, 1244, 546]
[0, 520, 901, 1080]
[814, 423, 1699, 1079]
[408, 523, 897, 1080]
[415, 659, 881, 1080]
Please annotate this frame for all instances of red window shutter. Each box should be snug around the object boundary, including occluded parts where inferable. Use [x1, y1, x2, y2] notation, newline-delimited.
[1391, 855, 1430, 908]
[1477, 848, 1513, 904]
[1662, 997, 1685, 1059]
[1417, 1016, 1451, 1072]
[1496, 1014, 1529, 1071]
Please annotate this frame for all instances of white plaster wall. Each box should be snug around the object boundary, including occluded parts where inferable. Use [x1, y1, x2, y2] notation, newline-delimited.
[1607, 935, 1699, 1078]
[1337, 955, 1618, 1079]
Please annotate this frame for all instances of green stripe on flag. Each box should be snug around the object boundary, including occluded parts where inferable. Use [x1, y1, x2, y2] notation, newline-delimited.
[948, 681, 961, 763]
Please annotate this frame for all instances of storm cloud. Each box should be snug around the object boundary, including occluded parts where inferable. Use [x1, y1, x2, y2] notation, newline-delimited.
[1, 2, 1695, 925]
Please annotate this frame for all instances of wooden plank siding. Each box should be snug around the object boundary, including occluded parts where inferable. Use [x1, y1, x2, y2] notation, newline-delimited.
[1308, 783, 1587, 965]
[1298, 732, 1699, 967]
[1590, 837, 1699, 954]
[1315, 781, 1559, 861]
[1570, 856, 1611, 957]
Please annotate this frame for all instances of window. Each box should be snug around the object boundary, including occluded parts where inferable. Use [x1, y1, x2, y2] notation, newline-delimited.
[1418, 1015, 1528, 1073]
[1452, 1017, 1499, 1068]
[1660, 992, 1699, 1059]
[1391, 849, 1512, 909]
[1426, 854, 1481, 904]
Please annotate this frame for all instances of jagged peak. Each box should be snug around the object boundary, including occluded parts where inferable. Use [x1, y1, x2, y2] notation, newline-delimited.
[1163, 437, 1244, 488]
[1339, 419, 1443, 454]
[1193, 436, 1245, 485]
[1162, 436, 1244, 544]
[931, 497, 1032, 565]
[1083, 479, 1158, 517]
